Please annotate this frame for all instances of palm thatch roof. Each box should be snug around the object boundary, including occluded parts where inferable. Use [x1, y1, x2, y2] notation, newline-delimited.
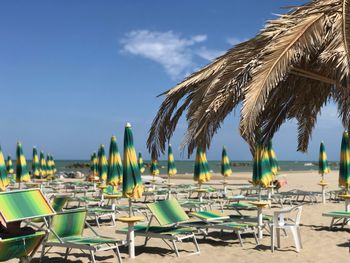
[148, 0, 350, 158]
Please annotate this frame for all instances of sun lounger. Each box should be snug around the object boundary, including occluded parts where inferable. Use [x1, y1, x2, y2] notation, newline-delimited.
[322, 211, 350, 229]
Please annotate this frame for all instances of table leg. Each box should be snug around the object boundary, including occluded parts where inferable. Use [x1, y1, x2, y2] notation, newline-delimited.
[128, 223, 135, 258]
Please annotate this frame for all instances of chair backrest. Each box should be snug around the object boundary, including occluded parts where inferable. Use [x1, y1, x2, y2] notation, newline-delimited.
[51, 195, 70, 212]
[48, 209, 87, 240]
[0, 189, 55, 223]
[274, 205, 303, 227]
[147, 199, 189, 226]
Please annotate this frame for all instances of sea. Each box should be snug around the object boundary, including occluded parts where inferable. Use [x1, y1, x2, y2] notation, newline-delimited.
[44, 160, 339, 175]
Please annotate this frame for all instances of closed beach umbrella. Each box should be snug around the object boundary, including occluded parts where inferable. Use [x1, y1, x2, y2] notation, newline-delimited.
[252, 141, 273, 188]
[194, 147, 211, 185]
[16, 142, 30, 186]
[39, 151, 47, 178]
[267, 140, 279, 177]
[319, 142, 330, 181]
[167, 144, 177, 178]
[46, 154, 53, 177]
[339, 132, 350, 190]
[98, 145, 108, 183]
[6, 155, 14, 174]
[107, 135, 123, 186]
[221, 146, 233, 179]
[122, 123, 143, 202]
[32, 147, 40, 178]
[90, 152, 98, 177]
[0, 146, 9, 191]
[51, 155, 57, 174]
[138, 152, 145, 174]
[150, 158, 160, 177]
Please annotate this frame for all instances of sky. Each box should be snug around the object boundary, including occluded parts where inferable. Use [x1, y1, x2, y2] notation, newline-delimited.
[0, 0, 344, 161]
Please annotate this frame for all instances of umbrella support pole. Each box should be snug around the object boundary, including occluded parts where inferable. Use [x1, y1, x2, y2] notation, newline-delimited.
[128, 198, 132, 217]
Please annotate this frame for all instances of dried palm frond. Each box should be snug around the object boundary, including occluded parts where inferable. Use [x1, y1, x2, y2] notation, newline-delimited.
[148, 0, 350, 157]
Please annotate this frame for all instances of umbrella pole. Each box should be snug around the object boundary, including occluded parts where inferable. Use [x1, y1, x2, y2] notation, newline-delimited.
[128, 198, 132, 217]
[258, 185, 261, 201]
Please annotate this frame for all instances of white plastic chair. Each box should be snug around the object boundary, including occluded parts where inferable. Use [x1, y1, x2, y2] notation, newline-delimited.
[270, 205, 303, 252]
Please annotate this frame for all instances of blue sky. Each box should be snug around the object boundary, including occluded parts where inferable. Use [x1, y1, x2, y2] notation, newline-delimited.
[0, 0, 343, 161]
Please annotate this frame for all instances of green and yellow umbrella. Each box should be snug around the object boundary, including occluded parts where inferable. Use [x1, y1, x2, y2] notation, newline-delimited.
[138, 152, 145, 174]
[167, 144, 177, 180]
[39, 151, 47, 178]
[252, 140, 273, 188]
[90, 152, 98, 177]
[339, 132, 350, 190]
[16, 142, 30, 186]
[0, 146, 9, 191]
[32, 147, 40, 178]
[194, 147, 211, 186]
[319, 142, 330, 182]
[51, 155, 57, 174]
[122, 123, 143, 201]
[221, 146, 233, 180]
[98, 145, 108, 183]
[150, 158, 160, 177]
[107, 135, 123, 187]
[267, 140, 279, 178]
[6, 155, 14, 174]
[46, 154, 53, 177]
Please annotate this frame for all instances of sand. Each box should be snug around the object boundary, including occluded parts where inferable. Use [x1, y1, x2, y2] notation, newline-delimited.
[8, 170, 350, 263]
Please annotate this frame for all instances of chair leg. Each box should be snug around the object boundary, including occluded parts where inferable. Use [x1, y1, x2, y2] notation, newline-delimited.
[171, 240, 180, 257]
[96, 216, 100, 228]
[271, 226, 275, 252]
[276, 228, 281, 248]
[290, 227, 301, 252]
[297, 227, 303, 249]
[114, 244, 123, 263]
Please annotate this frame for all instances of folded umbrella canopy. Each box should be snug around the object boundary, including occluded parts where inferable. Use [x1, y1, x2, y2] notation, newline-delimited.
[0, 146, 9, 191]
[39, 151, 47, 178]
[267, 140, 279, 178]
[6, 155, 14, 174]
[319, 142, 330, 181]
[252, 139, 273, 192]
[107, 135, 123, 186]
[339, 132, 350, 191]
[123, 123, 143, 215]
[98, 145, 108, 183]
[167, 144, 177, 181]
[46, 154, 53, 178]
[150, 158, 160, 178]
[194, 147, 211, 186]
[138, 152, 145, 174]
[221, 146, 233, 181]
[32, 147, 40, 178]
[16, 142, 30, 188]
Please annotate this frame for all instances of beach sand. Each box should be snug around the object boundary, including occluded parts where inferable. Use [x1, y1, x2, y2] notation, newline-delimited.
[10, 170, 350, 262]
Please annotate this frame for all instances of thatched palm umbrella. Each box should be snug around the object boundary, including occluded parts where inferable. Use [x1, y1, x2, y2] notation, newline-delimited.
[148, 0, 350, 157]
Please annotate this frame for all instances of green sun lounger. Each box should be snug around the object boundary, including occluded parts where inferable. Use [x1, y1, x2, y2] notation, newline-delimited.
[116, 199, 200, 257]
[41, 209, 126, 263]
[322, 211, 350, 229]
[0, 188, 56, 262]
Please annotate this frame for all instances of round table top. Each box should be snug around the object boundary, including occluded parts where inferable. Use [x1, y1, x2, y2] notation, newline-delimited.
[98, 185, 107, 189]
[339, 194, 350, 199]
[104, 194, 121, 199]
[318, 182, 328, 186]
[249, 201, 270, 207]
[193, 189, 208, 193]
[117, 216, 144, 223]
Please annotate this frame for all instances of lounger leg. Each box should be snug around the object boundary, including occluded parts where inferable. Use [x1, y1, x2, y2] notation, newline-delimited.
[237, 231, 243, 247]
[193, 235, 200, 254]
[253, 228, 259, 245]
[65, 248, 70, 260]
[114, 244, 123, 263]
[39, 245, 45, 263]
[330, 218, 335, 230]
[96, 216, 100, 228]
[90, 251, 96, 263]
[171, 240, 180, 257]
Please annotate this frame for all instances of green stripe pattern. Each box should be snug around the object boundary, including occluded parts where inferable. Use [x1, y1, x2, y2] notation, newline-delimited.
[168, 144, 177, 176]
[267, 140, 279, 177]
[16, 142, 30, 183]
[339, 132, 350, 188]
[107, 135, 123, 186]
[221, 146, 232, 177]
[319, 142, 330, 175]
[253, 140, 273, 187]
[138, 152, 145, 174]
[51, 155, 57, 173]
[48, 209, 86, 241]
[32, 147, 40, 177]
[0, 189, 54, 222]
[39, 151, 47, 178]
[90, 152, 98, 176]
[122, 123, 143, 199]
[0, 231, 46, 261]
[194, 147, 211, 184]
[98, 144, 108, 182]
[46, 154, 54, 177]
[147, 199, 189, 226]
[6, 155, 14, 174]
[0, 146, 9, 191]
[150, 158, 160, 176]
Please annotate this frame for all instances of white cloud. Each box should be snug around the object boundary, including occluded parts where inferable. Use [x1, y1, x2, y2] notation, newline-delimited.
[121, 30, 223, 79]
